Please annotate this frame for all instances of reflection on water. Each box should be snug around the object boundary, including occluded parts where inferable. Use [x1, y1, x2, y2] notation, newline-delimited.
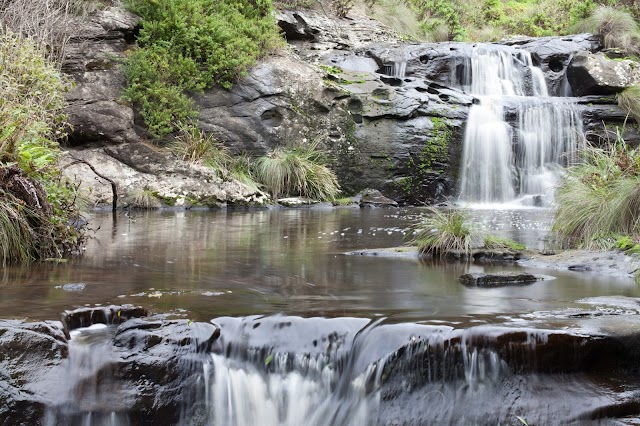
[0, 208, 637, 322]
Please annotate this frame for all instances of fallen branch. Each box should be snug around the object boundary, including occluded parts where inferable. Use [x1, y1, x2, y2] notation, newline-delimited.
[62, 156, 118, 211]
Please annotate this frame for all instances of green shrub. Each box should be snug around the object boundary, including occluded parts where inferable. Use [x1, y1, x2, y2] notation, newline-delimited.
[572, 6, 640, 55]
[483, 234, 526, 251]
[0, 33, 84, 265]
[552, 134, 640, 249]
[123, 0, 282, 138]
[618, 85, 640, 123]
[254, 142, 340, 200]
[408, 208, 477, 256]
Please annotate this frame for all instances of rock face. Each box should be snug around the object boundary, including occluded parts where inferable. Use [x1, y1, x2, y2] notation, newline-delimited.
[63, 7, 140, 146]
[61, 7, 640, 207]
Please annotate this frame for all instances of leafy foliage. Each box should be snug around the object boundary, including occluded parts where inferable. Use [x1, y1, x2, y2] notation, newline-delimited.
[552, 133, 640, 249]
[123, 0, 282, 138]
[254, 142, 340, 200]
[0, 33, 84, 265]
[408, 208, 478, 256]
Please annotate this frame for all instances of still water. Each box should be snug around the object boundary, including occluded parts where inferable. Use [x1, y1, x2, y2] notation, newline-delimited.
[1, 207, 637, 323]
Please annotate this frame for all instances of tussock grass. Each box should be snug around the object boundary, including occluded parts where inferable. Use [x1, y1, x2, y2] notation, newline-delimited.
[572, 6, 640, 55]
[171, 125, 232, 174]
[408, 207, 477, 257]
[552, 135, 640, 248]
[0, 195, 35, 267]
[254, 142, 340, 201]
[618, 85, 640, 123]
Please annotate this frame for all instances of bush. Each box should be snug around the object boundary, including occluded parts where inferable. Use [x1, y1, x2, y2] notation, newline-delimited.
[618, 85, 640, 123]
[408, 208, 477, 256]
[254, 142, 340, 200]
[0, 33, 84, 265]
[552, 133, 640, 249]
[123, 0, 282, 138]
[571, 6, 640, 55]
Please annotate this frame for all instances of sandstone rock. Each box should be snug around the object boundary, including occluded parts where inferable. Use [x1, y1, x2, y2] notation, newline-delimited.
[459, 272, 545, 287]
[60, 145, 269, 209]
[567, 51, 640, 96]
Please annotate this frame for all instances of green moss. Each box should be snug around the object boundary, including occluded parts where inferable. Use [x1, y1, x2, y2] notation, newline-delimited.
[319, 64, 343, 74]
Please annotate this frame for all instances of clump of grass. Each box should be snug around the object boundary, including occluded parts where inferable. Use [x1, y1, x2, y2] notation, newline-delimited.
[128, 188, 161, 209]
[171, 125, 232, 174]
[0, 195, 35, 267]
[572, 6, 640, 55]
[618, 85, 640, 123]
[483, 235, 526, 251]
[408, 207, 478, 257]
[254, 142, 340, 201]
[552, 133, 640, 249]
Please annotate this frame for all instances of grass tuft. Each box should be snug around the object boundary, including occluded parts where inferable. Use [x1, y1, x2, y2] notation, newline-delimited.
[483, 235, 526, 251]
[408, 207, 477, 257]
[552, 132, 640, 248]
[618, 85, 640, 123]
[254, 142, 340, 201]
[572, 6, 640, 55]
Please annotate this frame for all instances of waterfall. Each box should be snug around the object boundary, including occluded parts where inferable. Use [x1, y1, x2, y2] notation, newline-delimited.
[458, 46, 583, 206]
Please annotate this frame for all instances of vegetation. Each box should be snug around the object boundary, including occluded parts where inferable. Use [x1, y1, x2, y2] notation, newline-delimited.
[552, 133, 640, 249]
[572, 6, 640, 55]
[618, 85, 640, 123]
[254, 142, 340, 200]
[483, 235, 526, 251]
[122, 0, 282, 138]
[409, 208, 476, 256]
[0, 32, 84, 266]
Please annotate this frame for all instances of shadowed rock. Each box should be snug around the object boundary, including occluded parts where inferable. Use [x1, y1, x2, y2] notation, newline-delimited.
[459, 272, 545, 287]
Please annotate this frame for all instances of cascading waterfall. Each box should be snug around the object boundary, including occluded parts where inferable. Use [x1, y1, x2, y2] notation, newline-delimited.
[458, 47, 584, 205]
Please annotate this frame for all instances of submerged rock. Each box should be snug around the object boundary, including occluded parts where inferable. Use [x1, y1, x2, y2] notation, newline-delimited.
[459, 272, 545, 287]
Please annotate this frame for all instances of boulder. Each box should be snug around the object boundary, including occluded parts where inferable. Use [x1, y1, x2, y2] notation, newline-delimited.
[567, 51, 640, 96]
[359, 188, 398, 207]
[60, 144, 269, 208]
[459, 272, 545, 287]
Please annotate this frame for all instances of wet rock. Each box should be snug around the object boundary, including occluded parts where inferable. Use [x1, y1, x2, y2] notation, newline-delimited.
[61, 304, 148, 335]
[0, 320, 68, 425]
[567, 51, 640, 96]
[472, 250, 524, 263]
[568, 264, 592, 272]
[359, 189, 399, 207]
[56, 283, 87, 292]
[277, 197, 320, 207]
[459, 272, 544, 287]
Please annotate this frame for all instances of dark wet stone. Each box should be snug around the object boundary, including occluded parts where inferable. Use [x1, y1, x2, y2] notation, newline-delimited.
[459, 272, 544, 287]
[568, 264, 592, 272]
[61, 304, 148, 335]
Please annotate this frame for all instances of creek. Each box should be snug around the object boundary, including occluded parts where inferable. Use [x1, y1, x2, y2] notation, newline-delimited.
[3, 208, 640, 425]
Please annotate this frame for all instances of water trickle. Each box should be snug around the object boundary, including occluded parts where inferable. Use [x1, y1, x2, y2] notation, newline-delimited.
[458, 46, 583, 205]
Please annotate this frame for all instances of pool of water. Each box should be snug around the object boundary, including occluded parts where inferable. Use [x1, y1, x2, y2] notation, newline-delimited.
[1, 207, 637, 324]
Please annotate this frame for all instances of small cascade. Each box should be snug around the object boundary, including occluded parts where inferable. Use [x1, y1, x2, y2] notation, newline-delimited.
[458, 46, 584, 205]
[45, 324, 130, 426]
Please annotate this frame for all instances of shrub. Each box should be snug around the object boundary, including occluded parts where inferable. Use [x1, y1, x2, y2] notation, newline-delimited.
[571, 6, 640, 55]
[0, 33, 84, 265]
[552, 133, 640, 249]
[618, 85, 640, 123]
[483, 234, 526, 251]
[123, 0, 282, 138]
[254, 142, 340, 200]
[408, 208, 477, 256]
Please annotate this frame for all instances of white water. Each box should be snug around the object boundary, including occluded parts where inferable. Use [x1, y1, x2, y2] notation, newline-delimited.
[458, 47, 583, 205]
[206, 352, 381, 426]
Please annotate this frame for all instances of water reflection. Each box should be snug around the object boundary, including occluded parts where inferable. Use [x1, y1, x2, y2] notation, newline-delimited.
[0, 208, 637, 322]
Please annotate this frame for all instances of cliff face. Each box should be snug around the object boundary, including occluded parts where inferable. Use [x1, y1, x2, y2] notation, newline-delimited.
[61, 6, 640, 207]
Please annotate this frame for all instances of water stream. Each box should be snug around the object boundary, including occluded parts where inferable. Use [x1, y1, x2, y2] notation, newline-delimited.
[458, 46, 584, 205]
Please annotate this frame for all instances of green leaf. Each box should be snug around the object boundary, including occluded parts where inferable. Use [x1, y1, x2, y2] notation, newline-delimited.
[264, 353, 274, 366]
